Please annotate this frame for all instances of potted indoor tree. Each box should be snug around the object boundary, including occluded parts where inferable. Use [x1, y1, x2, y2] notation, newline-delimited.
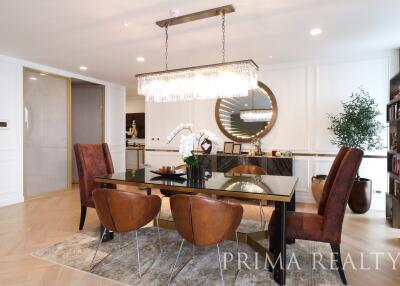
[328, 87, 384, 213]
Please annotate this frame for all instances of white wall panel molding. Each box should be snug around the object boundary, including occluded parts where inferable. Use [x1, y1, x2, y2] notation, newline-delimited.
[313, 56, 390, 153]
[293, 157, 313, 203]
[0, 57, 23, 207]
[105, 84, 126, 173]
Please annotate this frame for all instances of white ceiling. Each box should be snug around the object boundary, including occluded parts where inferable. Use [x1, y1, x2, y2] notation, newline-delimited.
[1, 0, 399, 96]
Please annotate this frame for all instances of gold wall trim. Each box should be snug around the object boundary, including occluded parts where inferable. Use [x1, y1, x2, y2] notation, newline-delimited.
[145, 148, 386, 159]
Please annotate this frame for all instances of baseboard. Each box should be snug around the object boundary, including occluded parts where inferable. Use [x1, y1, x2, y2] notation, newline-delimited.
[0, 192, 24, 208]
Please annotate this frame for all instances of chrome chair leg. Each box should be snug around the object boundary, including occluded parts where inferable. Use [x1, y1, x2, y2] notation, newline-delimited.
[90, 228, 107, 271]
[156, 210, 162, 252]
[135, 230, 141, 277]
[259, 200, 266, 230]
[217, 243, 225, 286]
[168, 239, 185, 286]
[235, 231, 239, 254]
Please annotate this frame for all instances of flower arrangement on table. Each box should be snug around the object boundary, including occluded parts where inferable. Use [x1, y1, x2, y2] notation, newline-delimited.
[166, 124, 218, 177]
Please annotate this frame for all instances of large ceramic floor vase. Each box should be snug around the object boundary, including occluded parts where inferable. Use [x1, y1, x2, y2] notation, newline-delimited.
[348, 178, 372, 214]
[311, 175, 327, 206]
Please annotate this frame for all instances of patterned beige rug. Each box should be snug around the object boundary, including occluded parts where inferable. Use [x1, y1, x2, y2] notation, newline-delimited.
[32, 222, 342, 285]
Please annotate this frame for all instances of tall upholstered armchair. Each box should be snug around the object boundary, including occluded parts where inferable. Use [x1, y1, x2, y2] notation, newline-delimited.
[268, 147, 363, 285]
[74, 143, 115, 230]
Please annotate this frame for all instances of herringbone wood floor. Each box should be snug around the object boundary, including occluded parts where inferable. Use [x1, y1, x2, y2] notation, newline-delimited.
[0, 186, 399, 286]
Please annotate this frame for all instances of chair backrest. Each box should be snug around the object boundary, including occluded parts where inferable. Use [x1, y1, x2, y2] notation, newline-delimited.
[321, 148, 363, 244]
[228, 164, 267, 175]
[170, 195, 243, 246]
[74, 143, 114, 207]
[318, 146, 350, 215]
[93, 189, 161, 233]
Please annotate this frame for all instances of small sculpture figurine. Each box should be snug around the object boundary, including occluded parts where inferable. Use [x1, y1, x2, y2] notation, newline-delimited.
[127, 120, 138, 139]
[251, 138, 264, 156]
[201, 138, 212, 154]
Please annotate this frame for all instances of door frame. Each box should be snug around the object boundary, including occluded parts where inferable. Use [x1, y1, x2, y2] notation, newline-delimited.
[23, 67, 72, 198]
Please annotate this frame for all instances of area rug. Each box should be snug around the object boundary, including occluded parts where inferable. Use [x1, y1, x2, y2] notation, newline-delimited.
[32, 221, 342, 285]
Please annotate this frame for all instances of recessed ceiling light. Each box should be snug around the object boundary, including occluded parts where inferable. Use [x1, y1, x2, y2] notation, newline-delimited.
[29, 77, 37, 81]
[269, 55, 273, 59]
[136, 57, 145, 62]
[123, 22, 129, 27]
[39, 73, 46, 76]
[169, 9, 180, 17]
[310, 28, 322, 36]
[244, 104, 249, 107]
[80, 66, 88, 71]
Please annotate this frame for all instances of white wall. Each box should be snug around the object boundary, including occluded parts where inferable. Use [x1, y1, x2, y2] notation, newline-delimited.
[105, 84, 126, 172]
[145, 51, 399, 208]
[126, 96, 145, 113]
[0, 54, 126, 207]
[0, 57, 23, 206]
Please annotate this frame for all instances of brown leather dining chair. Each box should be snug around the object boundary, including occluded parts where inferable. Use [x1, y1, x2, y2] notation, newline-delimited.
[90, 189, 161, 276]
[74, 143, 115, 230]
[221, 164, 267, 229]
[169, 195, 243, 286]
[268, 147, 363, 285]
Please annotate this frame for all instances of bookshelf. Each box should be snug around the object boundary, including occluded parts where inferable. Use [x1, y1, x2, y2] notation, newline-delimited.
[386, 71, 400, 228]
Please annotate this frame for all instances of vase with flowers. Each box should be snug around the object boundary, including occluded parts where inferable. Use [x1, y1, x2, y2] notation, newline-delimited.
[166, 124, 218, 181]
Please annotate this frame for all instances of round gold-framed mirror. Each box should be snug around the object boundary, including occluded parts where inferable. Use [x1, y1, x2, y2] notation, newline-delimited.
[215, 81, 277, 143]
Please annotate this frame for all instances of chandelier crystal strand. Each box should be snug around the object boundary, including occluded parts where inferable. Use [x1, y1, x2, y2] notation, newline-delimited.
[222, 11, 225, 63]
[165, 24, 169, 70]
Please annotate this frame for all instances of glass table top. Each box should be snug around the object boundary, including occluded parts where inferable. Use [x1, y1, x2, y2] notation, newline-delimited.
[96, 168, 298, 201]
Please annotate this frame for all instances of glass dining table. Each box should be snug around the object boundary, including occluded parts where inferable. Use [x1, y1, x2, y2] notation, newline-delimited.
[95, 168, 297, 285]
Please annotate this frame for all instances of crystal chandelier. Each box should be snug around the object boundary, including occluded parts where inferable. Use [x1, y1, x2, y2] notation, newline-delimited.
[240, 109, 273, 122]
[136, 5, 259, 102]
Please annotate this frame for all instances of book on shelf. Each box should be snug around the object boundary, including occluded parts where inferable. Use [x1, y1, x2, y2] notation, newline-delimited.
[390, 125, 398, 151]
[388, 103, 400, 121]
[391, 154, 400, 176]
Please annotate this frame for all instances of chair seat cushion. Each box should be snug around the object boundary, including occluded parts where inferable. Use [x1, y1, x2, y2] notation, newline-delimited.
[268, 211, 324, 242]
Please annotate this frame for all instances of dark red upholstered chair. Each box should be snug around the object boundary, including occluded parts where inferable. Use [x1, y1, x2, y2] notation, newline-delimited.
[74, 143, 115, 230]
[268, 147, 363, 285]
[317, 146, 349, 214]
[220, 164, 268, 229]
